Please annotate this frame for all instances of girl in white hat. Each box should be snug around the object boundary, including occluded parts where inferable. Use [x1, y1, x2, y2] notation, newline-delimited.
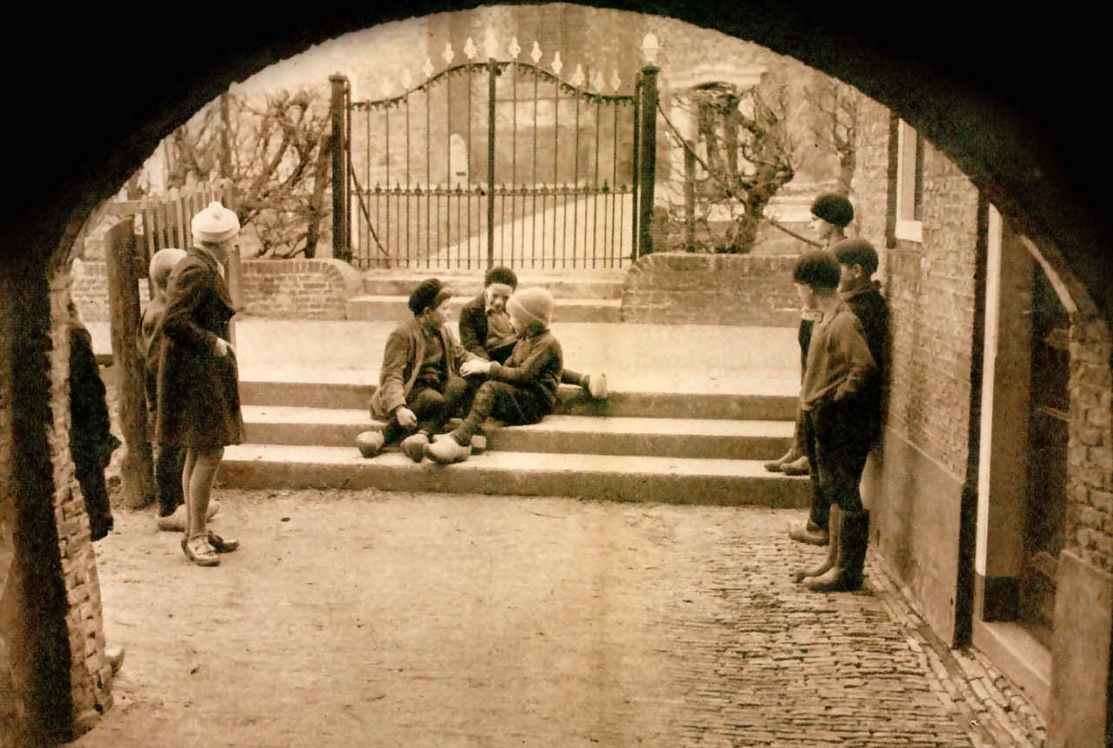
[152, 202, 244, 566]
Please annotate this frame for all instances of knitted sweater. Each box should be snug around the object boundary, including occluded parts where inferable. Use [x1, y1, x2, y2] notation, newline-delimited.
[488, 327, 564, 409]
[800, 302, 877, 410]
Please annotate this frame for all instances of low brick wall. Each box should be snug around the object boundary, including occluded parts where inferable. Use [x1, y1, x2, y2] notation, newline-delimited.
[620, 252, 799, 326]
[73, 258, 363, 321]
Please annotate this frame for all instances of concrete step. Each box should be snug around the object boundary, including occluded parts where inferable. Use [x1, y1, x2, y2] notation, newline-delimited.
[238, 382, 799, 421]
[361, 271, 625, 300]
[346, 295, 622, 323]
[217, 444, 811, 507]
[241, 406, 794, 460]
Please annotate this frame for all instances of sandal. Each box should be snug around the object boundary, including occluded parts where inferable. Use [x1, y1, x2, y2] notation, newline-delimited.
[206, 531, 240, 554]
[183, 535, 220, 567]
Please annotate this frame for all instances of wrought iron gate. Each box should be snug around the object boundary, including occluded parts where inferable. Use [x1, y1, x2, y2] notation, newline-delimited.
[331, 39, 658, 270]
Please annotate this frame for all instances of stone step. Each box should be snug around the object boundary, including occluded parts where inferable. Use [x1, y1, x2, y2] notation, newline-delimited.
[217, 444, 811, 507]
[238, 382, 799, 421]
[346, 295, 622, 323]
[241, 406, 794, 460]
[361, 271, 624, 299]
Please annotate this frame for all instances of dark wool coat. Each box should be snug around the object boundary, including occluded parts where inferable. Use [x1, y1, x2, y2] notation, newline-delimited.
[841, 281, 891, 443]
[69, 317, 120, 470]
[369, 318, 474, 419]
[153, 247, 245, 449]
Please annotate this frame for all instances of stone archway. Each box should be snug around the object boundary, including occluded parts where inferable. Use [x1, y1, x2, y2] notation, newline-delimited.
[0, 5, 1107, 746]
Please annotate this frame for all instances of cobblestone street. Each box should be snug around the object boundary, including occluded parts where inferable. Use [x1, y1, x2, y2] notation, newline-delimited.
[70, 491, 1044, 747]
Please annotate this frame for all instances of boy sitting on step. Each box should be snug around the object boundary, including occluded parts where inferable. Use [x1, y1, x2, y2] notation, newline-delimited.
[425, 287, 564, 464]
[458, 265, 608, 400]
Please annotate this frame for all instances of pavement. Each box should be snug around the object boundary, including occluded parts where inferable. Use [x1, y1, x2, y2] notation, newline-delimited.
[72, 491, 1046, 748]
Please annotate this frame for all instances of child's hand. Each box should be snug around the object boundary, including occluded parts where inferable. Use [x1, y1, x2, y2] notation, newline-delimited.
[461, 359, 491, 377]
[396, 407, 418, 429]
[213, 338, 233, 357]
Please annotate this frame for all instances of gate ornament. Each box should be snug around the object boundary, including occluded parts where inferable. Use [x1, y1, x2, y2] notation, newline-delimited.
[552, 52, 563, 75]
[592, 70, 605, 92]
[422, 58, 434, 79]
[530, 41, 542, 64]
[401, 69, 413, 90]
[443, 43, 455, 65]
[572, 64, 586, 88]
[464, 37, 477, 60]
[642, 33, 660, 65]
[611, 70, 622, 92]
[509, 37, 521, 59]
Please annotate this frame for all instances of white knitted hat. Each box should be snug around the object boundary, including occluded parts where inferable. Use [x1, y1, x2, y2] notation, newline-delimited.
[507, 287, 554, 329]
[191, 201, 240, 244]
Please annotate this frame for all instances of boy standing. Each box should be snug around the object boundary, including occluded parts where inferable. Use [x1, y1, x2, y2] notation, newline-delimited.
[360, 279, 479, 462]
[137, 248, 202, 532]
[458, 266, 607, 399]
[789, 251, 878, 593]
[766, 193, 855, 480]
[425, 287, 563, 464]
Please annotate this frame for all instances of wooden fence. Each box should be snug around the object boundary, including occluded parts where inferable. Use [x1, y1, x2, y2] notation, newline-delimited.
[104, 179, 236, 267]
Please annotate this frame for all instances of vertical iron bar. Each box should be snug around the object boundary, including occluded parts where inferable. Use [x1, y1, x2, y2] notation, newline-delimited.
[487, 60, 497, 268]
[630, 77, 641, 262]
[592, 98, 601, 268]
[511, 62, 517, 267]
[385, 106, 391, 268]
[467, 66, 473, 269]
[685, 138, 696, 251]
[637, 65, 659, 258]
[405, 98, 411, 267]
[551, 78, 560, 269]
[611, 101, 619, 267]
[532, 70, 539, 270]
[329, 74, 347, 259]
[427, 84, 432, 269]
[345, 84, 352, 262]
[447, 71, 452, 268]
[571, 91, 580, 269]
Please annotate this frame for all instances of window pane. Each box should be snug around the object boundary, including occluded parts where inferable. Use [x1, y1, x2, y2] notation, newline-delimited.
[899, 122, 916, 221]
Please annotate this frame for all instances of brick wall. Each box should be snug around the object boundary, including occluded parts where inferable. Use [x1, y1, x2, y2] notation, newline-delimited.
[852, 97, 979, 478]
[1066, 300, 1113, 574]
[74, 258, 363, 321]
[49, 268, 113, 735]
[620, 252, 799, 326]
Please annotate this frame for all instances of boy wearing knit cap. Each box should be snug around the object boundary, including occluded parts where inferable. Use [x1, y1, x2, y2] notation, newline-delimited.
[790, 250, 877, 593]
[425, 287, 564, 464]
[458, 266, 607, 399]
[360, 278, 480, 462]
[767, 194, 855, 478]
[137, 248, 204, 531]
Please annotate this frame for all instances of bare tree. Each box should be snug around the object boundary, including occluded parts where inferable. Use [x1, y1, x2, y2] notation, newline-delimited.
[668, 80, 797, 253]
[167, 90, 332, 259]
[804, 79, 859, 195]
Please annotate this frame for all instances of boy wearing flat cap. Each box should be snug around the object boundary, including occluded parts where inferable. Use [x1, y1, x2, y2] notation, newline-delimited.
[789, 250, 877, 593]
[425, 287, 564, 464]
[360, 278, 479, 462]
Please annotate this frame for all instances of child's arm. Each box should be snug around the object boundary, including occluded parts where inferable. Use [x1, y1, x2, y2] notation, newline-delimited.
[457, 305, 490, 360]
[833, 316, 877, 403]
[489, 339, 561, 385]
[377, 331, 414, 415]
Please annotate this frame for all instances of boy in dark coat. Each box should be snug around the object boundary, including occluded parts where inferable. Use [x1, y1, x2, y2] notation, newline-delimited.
[789, 251, 878, 592]
[360, 279, 480, 462]
[68, 301, 120, 541]
[138, 247, 209, 532]
[425, 287, 563, 464]
[458, 266, 607, 399]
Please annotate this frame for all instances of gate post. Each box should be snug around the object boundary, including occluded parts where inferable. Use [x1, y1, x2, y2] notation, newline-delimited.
[637, 64, 659, 258]
[330, 74, 351, 262]
[105, 218, 156, 509]
[487, 60, 498, 269]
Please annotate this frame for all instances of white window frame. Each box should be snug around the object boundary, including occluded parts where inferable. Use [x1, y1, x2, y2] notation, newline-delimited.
[895, 119, 924, 243]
